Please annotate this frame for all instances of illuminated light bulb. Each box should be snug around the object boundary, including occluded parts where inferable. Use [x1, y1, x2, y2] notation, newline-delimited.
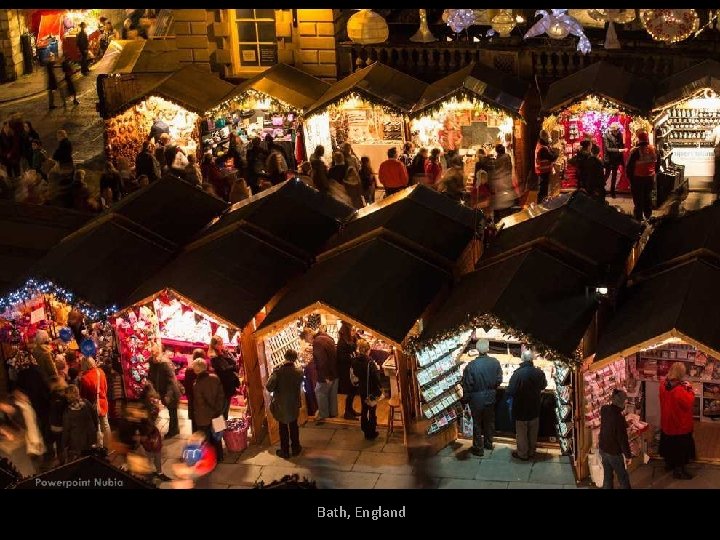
[548, 21, 570, 39]
[515, 15, 525, 23]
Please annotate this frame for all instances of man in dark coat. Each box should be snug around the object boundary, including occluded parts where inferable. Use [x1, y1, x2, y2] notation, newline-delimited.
[461, 339, 502, 456]
[351, 339, 382, 440]
[76, 22, 90, 75]
[301, 327, 338, 422]
[148, 345, 181, 439]
[506, 349, 548, 461]
[135, 141, 161, 183]
[266, 349, 304, 458]
[53, 130, 73, 166]
[603, 122, 626, 198]
[46, 56, 60, 110]
[192, 358, 225, 462]
[599, 389, 632, 489]
[61, 384, 98, 462]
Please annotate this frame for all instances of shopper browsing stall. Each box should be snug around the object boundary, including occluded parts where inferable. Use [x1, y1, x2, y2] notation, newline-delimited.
[266, 349, 304, 458]
[534, 130, 558, 204]
[352, 339, 382, 440]
[208, 335, 240, 421]
[191, 358, 225, 462]
[378, 147, 409, 198]
[599, 389, 632, 489]
[603, 122, 626, 199]
[301, 327, 338, 422]
[507, 349, 548, 461]
[626, 130, 658, 221]
[148, 345, 181, 439]
[659, 362, 696, 480]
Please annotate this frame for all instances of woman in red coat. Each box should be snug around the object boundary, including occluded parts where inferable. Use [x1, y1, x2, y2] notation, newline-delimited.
[659, 362, 696, 479]
[78, 356, 112, 450]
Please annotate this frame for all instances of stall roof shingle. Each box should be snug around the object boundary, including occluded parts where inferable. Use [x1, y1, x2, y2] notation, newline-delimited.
[257, 237, 451, 345]
[411, 62, 528, 118]
[420, 248, 597, 358]
[595, 258, 720, 362]
[543, 61, 654, 114]
[654, 59, 720, 110]
[305, 62, 429, 116]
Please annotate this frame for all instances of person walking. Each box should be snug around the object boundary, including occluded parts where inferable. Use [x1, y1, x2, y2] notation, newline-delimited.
[76, 22, 90, 75]
[603, 122, 626, 199]
[47, 377, 68, 463]
[378, 147, 409, 198]
[626, 130, 658, 222]
[328, 151, 348, 185]
[78, 356, 112, 449]
[45, 55, 60, 110]
[99, 161, 123, 202]
[351, 339, 382, 440]
[408, 147, 428, 185]
[424, 148, 443, 187]
[266, 349, 304, 458]
[359, 156, 376, 204]
[183, 349, 204, 433]
[60, 58, 80, 107]
[659, 362, 696, 480]
[191, 358, 225, 462]
[461, 339, 502, 456]
[489, 144, 516, 221]
[599, 388, 633, 489]
[208, 335, 240, 420]
[337, 321, 360, 420]
[148, 345, 182, 439]
[301, 327, 338, 423]
[62, 384, 98, 462]
[534, 129, 558, 204]
[53, 130, 73, 166]
[507, 349, 548, 461]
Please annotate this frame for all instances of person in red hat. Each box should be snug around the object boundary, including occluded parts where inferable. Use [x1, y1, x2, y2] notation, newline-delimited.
[626, 130, 658, 222]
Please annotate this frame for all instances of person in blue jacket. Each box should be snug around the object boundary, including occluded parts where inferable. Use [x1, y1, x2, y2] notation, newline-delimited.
[507, 348, 548, 461]
[461, 338, 502, 456]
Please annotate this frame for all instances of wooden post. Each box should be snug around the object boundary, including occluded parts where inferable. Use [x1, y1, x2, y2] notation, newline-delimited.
[241, 320, 268, 445]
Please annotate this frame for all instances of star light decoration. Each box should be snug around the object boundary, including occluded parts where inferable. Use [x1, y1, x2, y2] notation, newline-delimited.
[0, 279, 118, 322]
[524, 9, 591, 54]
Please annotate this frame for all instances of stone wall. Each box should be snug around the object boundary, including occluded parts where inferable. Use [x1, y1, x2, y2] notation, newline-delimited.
[293, 9, 340, 82]
[0, 9, 29, 82]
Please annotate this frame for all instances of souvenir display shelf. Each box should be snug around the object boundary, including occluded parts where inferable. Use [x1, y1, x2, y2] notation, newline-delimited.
[663, 107, 720, 147]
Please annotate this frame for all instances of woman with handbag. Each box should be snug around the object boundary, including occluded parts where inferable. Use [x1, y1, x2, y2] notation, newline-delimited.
[148, 345, 182, 439]
[351, 339, 383, 440]
[139, 383, 171, 481]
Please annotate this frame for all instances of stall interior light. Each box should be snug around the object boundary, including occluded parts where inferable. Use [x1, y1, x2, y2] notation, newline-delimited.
[642, 337, 684, 351]
[595, 287, 608, 296]
[685, 93, 720, 110]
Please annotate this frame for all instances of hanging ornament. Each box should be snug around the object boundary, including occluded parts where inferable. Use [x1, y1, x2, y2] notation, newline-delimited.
[410, 9, 438, 43]
[603, 21, 620, 49]
[640, 9, 699, 43]
[443, 9, 477, 33]
[524, 9, 591, 54]
[347, 9, 389, 45]
[491, 9, 516, 37]
[587, 9, 636, 25]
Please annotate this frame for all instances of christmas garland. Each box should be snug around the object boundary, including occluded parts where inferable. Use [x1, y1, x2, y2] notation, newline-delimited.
[411, 89, 522, 122]
[209, 88, 296, 118]
[640, 9, 699, 44]
[312, 91, 408, 118]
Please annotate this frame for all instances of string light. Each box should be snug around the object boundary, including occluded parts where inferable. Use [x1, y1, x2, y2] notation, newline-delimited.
[208, 88, 295, 119]
[640, 9, 700, 43]
[0, 279, 118, 322]
[443, 9, 477, 33]
[310, 91, 407, 119]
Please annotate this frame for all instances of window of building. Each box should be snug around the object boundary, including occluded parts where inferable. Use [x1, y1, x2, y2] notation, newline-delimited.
[234, 9, 278, 69]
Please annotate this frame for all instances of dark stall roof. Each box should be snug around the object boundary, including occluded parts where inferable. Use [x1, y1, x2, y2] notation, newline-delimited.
[633, 202, 720, 280]
[411, 62, 528, 118]
[257, 237, 451, 345]
[595, 258, 720, 363]
[654, 60, 720, 110]
[13, 456, 155, 489]
[228, 63, 330, 111]
[483, 192, 642, 283]
[543, 61, 654, 114]
[94, 39, 183, 74]
[204, 179, 354, 259]
[128, 225, 307, 330]
[104, 64, 235, 118]
[27, 213, 176, 310]
[305, 62, 429, 116]
[0, 202, 93, 296]
[421, 248, 597, 359]
[324, 184, 480, 264]
[112, 176, 227, 246]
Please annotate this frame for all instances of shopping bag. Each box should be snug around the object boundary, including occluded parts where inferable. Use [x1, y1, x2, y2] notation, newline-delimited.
[211, 415, 227, 433]
[461, 405, 473, 439]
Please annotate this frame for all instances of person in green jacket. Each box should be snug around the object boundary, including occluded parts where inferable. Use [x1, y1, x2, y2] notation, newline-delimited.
[266, 349, 304, 458]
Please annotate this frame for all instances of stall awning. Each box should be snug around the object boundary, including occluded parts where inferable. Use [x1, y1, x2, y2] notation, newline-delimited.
[112, 176, 227, 247]
[128, 225, 308, 330]
[542, 61, 654, 115]
[256, 237, 451, 345]
[204, 179, 354, 261]
[12, 456, 155, 489]
[226, 63, 331, 112]
[420, 247, 598, 360]
[93, 39, 184, 75]
[25, 213, 176, 310]
[654, 59, 720, 110]
[323, 184, 480, 265]
[482, 192, 642, 284]
[102, 64, 236, 118]
[594, 258, 720, 363]
[632, 202, 720, 280]
[410, 62, 528, 118]
[0, 202, 93, 296]
[305, 62, 429, 117]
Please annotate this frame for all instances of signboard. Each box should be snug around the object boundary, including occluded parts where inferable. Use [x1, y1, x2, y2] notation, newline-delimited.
[259, 44, 278, 66]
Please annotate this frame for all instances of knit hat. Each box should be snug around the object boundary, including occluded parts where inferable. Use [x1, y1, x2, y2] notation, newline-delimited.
[35, 329, 50, 344]
[636, 130, 649, 143]
[612, 388, 628, 408]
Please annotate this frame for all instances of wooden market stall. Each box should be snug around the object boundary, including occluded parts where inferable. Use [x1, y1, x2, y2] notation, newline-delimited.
[584, 257, 720, 485]
[98, 64, 235, 168]
[205, 63, 330, 165]
[541, 62, 655, 194]
[302, 62, 428, 166]
[409, 62, 529, 185]
[124, 179, 354, 442]
[653, 59, 720, 192]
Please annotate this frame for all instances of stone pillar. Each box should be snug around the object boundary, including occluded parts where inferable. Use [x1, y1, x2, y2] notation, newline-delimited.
[0, 9, 28, 82]
[295, 9, 339, 82]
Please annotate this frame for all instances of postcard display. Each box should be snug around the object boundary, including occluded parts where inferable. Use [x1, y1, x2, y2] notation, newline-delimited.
[414, 328, 575, 454]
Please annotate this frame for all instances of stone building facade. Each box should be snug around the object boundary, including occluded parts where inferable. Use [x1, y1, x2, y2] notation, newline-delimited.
[0, 9, 29, 82]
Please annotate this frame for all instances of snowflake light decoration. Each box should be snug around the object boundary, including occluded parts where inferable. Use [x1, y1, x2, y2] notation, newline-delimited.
[443, 9, 477, 33]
